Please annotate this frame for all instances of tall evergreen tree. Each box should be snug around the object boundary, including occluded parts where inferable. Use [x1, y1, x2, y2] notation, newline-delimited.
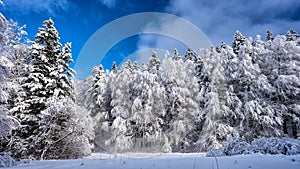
[173, 48, 181, 61]
[271, 36, 300, 138]
[85, 65, 104, 117]
[286, 29, 299, 41]
[266, 30, 274, 41]
[55, 42, 75, 99]
[184, 48, 198, 62]
[111, 61, 117, 74]
[232, 30, 246, 54]
[148, 50, 160, 71]
[108, 60, 135, 151]
[160, 54, 200, 152]
[198, 48, 240, 151]
[0, 13, 30, 153]
[9, 18, 78, 159]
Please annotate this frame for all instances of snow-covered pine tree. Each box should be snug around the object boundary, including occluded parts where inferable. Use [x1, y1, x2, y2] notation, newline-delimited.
[8, 18, 59, 159]
[111, 61, 117, 74]
[191, 49, 209, 111]
[266, 30, 274, 41]
[54, 42, 75, 99]
[8, 18, 86, 159]
[93, 65, 116, 152]
[182, 48, 210, 151]
[12, 18, 62, 114]
[0, 37, 15, 151]
[160, 49, 200, 152]
[96, 66, 112, 120]
[0, 16, 30, 112]
[107, 60, 134, 152]
[148, 50, 160, 71]
[237, 38, 281, 141]
[270, 36, 300, 138]
[128, 60, 167, 152]
[286, 29, 299, 41]
[173, 48, 181, 61]
[85, 65, 104, 117]
[232, 30, 246, 54]
[220, 45, 243, 129]
[221, 42, 226, 49]
[92, 62, 119, 143]
[0, 13, 29, 153]
[184, 48, 198, 62]
[198, 47, 240, 152]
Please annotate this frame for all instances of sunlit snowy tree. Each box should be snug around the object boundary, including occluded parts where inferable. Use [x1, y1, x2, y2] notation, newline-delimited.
[232, 30, 246, 54]
[9, 18, 80, 159]
[198, 48, 240, 151]
[160, 49, 200, 152]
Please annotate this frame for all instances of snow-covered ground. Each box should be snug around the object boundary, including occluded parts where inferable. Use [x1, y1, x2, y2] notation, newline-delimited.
[7, 153, 300, 169]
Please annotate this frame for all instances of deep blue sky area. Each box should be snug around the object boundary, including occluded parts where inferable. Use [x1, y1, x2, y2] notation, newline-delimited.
[1, 0, 300, 78]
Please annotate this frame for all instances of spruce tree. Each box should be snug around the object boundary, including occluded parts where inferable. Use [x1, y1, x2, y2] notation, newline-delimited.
[85, 65, 103, 117]
[148, 50, 160, 71]
[232, 30, 246, 54]
[266, 30, 274, 41]
[9, 18, 77, 159]
[198, 48, 240, 151]
[55, 42, 75, 99]
[184, 48, 198, 62]
[173, 48, 181, 61]
[286, 29, 299, 41]
[160, 53, 200, 152]
[111, 61, 117, 74]
[108, 60, 135, 151]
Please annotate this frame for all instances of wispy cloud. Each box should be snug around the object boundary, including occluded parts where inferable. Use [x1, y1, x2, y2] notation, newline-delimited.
[134, 12, 212, 63]
[2, 0, 73, 15]
[166, 0, 300, 44]
[133, 0, 300, 64]
[97, 0, 117, 9]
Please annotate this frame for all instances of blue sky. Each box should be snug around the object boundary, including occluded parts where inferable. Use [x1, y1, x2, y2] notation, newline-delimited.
[1, 0, 300, 78]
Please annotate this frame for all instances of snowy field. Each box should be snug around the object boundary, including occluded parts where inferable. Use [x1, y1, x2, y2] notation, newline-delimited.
[6, 153, 300, 169]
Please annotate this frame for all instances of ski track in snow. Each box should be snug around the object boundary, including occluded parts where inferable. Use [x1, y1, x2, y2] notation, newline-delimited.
[7, 153, 300, 169]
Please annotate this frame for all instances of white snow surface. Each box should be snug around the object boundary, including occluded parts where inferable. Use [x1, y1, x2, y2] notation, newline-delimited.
[7, 153, 300, 169]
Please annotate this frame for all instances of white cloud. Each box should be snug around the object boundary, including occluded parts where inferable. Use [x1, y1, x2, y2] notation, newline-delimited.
[132, 0, 300, 65]
[135, 12, 212, 63]
[3, 0, 73, 15]
[165, 0, 300, 45]
[97, 0, 117, 9]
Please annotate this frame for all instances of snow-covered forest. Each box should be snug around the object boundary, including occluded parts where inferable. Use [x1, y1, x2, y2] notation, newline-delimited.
[0, 12, 300, 161]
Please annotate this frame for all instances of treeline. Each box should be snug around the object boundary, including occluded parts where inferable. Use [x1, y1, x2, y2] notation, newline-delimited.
[0, 12, 299, 160]
[78, 29, 300, 153]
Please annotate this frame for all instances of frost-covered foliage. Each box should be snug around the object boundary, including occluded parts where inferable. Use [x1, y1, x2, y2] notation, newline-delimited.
[37, 96, 93, 159]
[0, 152, 16, 168]
[102, 60, 167, 152]
[5, 17, 90, 160]
[207, 137, 300, 157]
[9, 96, 92, 160]
[12, 18, 68, 115]
[232, 30, 246, 54]
[0, 107, 12, 139]
[0, 14, 26, 152]
[86, 29, 300, 153]
[1, 10, 300, 157]
[160, 50, 200, 152]
[197, 48, 240, 152]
